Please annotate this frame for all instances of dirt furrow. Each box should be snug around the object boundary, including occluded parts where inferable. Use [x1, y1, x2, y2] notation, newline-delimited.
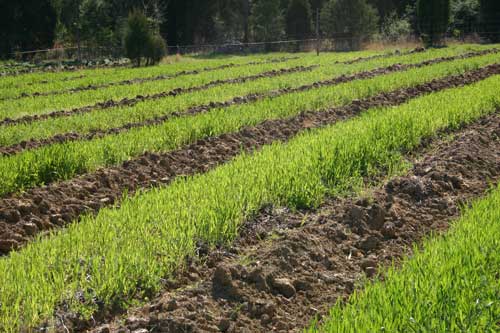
[4, 56, 302, 100]
[1, 64, 499, 254]
[84, 111, 500, 333]
[1, 49, 497, 156]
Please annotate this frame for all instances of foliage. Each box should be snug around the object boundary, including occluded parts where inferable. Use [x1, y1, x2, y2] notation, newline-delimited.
[124, 10, 152, 66]
[145, 34, 167, 65]
[321, 0, 379, 50]
[367, 0, 416, 19]
[380, 11, 412, 42]
[250, 0, 285, 50]
[417, 0, 451, 47]
[0, 0, 57, 58]
[479, 0, 500, 42]
[164, 0, 218, 45]
[450, 0, 479, 37]
[124, 10, 166, 66]
[213, 0, 250, 42]
[285, 0, 313, 39]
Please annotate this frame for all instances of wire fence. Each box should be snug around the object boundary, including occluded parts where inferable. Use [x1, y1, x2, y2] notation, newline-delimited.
[9, 34, 389, 62]
[7, 31, 500, 65]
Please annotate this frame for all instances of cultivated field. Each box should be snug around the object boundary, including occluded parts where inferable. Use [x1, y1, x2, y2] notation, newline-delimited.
[0, 45, 500, 332]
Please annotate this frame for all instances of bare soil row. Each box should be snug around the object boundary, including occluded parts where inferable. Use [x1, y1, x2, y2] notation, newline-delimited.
[1, 49, 496, 155]
[1, 64, 499, 254]
[84, 111, 500, 333]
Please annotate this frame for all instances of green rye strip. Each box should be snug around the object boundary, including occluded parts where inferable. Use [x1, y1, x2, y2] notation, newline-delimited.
[0, 46, 493, 146]
[0, 53, 499, 196]
[0, 45, 493, 120]
[1, 72, 500, 332]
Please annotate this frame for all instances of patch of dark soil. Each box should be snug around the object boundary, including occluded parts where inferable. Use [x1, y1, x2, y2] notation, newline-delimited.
[0, 63, 499, 255]
[83, 112, 500, 333]
[1, 49, 497, 156]
[1, 48, 492, 128]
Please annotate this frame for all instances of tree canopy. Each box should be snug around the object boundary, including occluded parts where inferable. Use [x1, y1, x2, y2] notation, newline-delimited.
[0, 0, 498, 59]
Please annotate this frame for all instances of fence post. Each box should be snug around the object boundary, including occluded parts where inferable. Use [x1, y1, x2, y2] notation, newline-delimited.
[316, 8, 320, 56]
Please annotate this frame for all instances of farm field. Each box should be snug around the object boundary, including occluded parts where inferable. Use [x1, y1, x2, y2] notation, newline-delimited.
[0, 44, 500, 332]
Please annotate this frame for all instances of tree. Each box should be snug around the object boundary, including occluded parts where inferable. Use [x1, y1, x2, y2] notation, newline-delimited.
[380, 11, 412, 42]
[213, 0, 250, 42]
[417, 0, 450, 47]
[0, 0, 57, 58]
[124, 10, 152, 66]
[479, 0, 500, 42]
[163, 0, 217, 46]
[367, 0, 416, 19]
[321, 0, 379, 50]
[286, 0, 313, 39]
[450, 0, 479, 37]
[250, 0, 285, 50]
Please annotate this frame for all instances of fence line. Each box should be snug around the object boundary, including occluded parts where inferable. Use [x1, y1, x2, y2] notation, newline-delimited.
[7, 31, 500, 64]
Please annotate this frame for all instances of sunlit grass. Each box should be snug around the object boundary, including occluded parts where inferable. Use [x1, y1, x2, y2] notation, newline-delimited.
[0, 45, 492, 146]
[1, 73, 500, 331]
[0, 52, 498, 196]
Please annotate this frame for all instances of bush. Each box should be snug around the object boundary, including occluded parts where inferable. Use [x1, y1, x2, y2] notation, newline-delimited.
[124, 9, 166, 67]
[145, 34, 167, 65]
[380, 11, 412, 43]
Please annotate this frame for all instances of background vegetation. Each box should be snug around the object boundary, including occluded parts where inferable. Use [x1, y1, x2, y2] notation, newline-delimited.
[0, 0, 499, 57]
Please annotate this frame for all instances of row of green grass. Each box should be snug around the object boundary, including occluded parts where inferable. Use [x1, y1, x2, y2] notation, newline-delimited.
[0, 52, 315, 93]
[1, 71, 500, 332]
[0, 50, 389, 100]
[0, 46, 495, 147]
[0, 52, 351, 119]
[1, 45, 495, 120]
[0, 53, 498, 196]
[310, 184, 500, 332]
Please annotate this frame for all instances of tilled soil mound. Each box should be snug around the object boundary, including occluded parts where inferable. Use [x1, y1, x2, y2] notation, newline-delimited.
[0, 48, 492, 128]
[1, 64, 500, 254]
[86, 113, 500, 333]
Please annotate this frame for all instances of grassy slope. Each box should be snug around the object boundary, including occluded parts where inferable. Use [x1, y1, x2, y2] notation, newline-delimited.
[1, 73, 500, 331]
